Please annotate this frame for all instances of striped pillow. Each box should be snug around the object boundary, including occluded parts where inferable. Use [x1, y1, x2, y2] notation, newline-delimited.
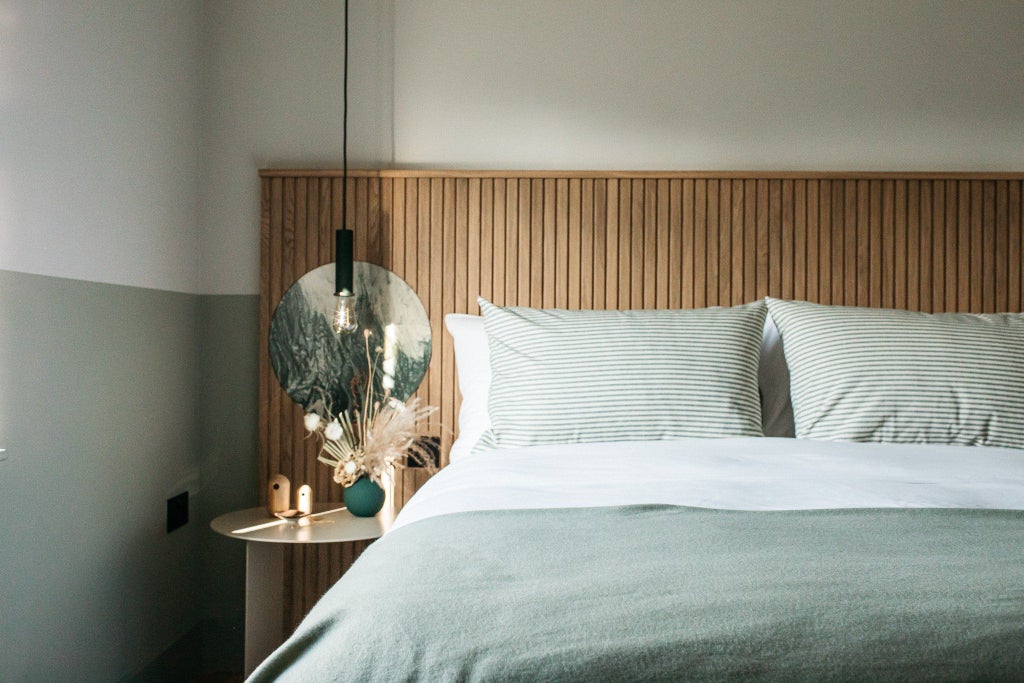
[766, 298, 1024, 449]
[474, 298, 766, 452]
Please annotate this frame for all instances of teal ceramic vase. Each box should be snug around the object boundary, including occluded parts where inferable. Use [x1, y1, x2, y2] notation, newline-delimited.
[344, 477, 386, 517]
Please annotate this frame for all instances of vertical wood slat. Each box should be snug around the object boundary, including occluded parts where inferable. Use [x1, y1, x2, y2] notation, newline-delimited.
[756, 179, 769, 300]
[568, 179, 582, 309]
[531, 178, 545, 308]
[503, 179, 516, 305]
[259, 170, 1024, 635]
[644, 179, 659, 308]
[441, 180, 456, 460]
[943, 180, 957, 312]
[694, 180, 707, 307]
[580, 180, 594, 308]
[730, 180, 745, 305]
[931, 181, 945, 312]
[257, 178, 271, 509]
[881, 181, 894, 309]
[619, 180, 633, 309]
[1009, 182, 1021, 313]
[869, 179, 882, 309]
[921, 180, 935, 310]
[804, 180, 818, 305]
[768, 179, 782, 300]
[744, 179, 757, 303]
[604, 180, 618, 309]
[705, 179, 719, 306]
[479, 179, 492, 304]
[818, 181, 831, 304]
[592, 180, 606, 309]
[549, 178, 563, 309]
[386, 177, 403, 506]
[683, 180, 696, 307]
[854, 179, 868, 307]
[658, 179, 672, 309]
[983, 181, 996, 312]
[995, 181, 1008, 313]
[492, 180, 505, 306]
[781, 179, 794, 301]
[518, 179, 531, 306]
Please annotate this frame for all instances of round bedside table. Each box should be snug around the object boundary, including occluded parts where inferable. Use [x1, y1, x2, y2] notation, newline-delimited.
[211, 504, 396, 675]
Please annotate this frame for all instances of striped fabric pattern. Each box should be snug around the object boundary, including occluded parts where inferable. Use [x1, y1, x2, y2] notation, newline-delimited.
[766, 298, 1024, 449]
[473, 298, 766, 452]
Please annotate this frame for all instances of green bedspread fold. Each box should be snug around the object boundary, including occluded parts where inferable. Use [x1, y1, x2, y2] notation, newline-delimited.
[250, 505, 1024, 682]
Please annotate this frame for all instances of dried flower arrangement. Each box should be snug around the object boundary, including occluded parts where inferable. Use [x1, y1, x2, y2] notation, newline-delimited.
[304, 329, 437, 488]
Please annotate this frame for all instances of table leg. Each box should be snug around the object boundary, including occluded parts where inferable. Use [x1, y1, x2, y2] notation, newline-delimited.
[245, 542, 285, 676]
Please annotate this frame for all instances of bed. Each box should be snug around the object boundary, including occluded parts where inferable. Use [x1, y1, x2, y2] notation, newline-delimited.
[250, 438, 1024, 682]
[249, 296, 1024, 681]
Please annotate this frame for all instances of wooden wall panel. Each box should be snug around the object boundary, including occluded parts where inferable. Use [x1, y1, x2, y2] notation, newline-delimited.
[260, 170, 1023, 633]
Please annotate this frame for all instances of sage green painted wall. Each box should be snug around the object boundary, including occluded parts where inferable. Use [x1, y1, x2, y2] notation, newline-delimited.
[0, 271, 259, 680]
[196, 295, 259, 630]
[0, 270, 200, 678]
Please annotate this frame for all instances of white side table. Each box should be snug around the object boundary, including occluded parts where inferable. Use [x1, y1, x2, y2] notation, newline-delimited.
[211, 505, 395, 676]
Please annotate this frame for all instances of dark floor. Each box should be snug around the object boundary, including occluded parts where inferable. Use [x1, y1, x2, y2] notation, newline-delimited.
[130, 620, 243, 683]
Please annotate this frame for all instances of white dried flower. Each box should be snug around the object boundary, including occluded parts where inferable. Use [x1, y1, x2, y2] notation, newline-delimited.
[324, 420, 344, 441]
[311, 330, 438, 491]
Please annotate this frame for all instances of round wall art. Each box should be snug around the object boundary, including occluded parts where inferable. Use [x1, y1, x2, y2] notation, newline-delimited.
[269, 262, 431, 414]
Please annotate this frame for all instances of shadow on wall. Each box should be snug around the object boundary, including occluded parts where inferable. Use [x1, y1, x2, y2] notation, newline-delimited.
[193, 295, 261, 677]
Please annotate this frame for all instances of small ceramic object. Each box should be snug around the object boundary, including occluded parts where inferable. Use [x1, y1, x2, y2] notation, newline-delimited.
[297, 484, 313, 514]
[268, 474, 291, 514]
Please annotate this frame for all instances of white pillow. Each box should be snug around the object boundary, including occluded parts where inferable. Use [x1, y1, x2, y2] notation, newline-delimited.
[444, 314, 492, 461]
[759, 312, 795, 438]
[445, 304, 795, 460]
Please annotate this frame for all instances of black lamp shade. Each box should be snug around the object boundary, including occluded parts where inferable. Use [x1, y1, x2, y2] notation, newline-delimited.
[335, 229, 354, 293]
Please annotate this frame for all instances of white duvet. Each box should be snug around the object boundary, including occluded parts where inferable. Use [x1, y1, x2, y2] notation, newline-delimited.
[393, 437, 1024, 530]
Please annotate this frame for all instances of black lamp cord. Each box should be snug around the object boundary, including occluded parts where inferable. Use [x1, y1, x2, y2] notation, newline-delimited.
[342, 0, 349, 233]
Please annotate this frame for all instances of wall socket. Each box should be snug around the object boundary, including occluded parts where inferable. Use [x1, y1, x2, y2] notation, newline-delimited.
[166, 491, 189, 533]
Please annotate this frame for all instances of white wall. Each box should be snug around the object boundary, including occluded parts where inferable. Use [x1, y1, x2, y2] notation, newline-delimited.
[10, 1, 1017, 294]
[0, 0, 205, 293]
[0, 0, 394, 297]
[199, 0, 394, 296]
[393, 0, 1024, 171]
[201, 0, 1024, 296]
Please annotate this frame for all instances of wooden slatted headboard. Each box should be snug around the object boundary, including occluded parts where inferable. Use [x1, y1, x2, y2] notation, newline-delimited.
[259, 169, 1024, 631]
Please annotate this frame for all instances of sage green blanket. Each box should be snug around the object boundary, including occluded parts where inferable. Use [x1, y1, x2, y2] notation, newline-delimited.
[250, 506, 1024, 682]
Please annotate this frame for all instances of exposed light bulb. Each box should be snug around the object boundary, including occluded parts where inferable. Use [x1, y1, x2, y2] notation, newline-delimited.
[332, 289, 357, 334]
